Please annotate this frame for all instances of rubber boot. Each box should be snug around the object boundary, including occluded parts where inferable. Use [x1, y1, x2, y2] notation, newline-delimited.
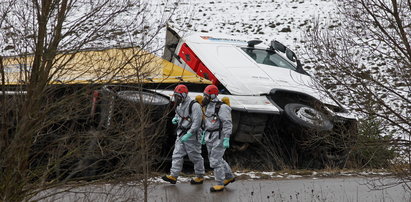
[224, 177, 235, 186]
[190, 177, 204, 185]
[162, 175, 177, 184]
[210, 185, 225, 192]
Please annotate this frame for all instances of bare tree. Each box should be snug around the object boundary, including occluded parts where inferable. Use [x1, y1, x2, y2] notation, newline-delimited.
[0, 0, 180, 201]
[304, 0, 410, 188]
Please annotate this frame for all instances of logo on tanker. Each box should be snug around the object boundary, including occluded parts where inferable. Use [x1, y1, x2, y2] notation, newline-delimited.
[200, 36, 247, 44]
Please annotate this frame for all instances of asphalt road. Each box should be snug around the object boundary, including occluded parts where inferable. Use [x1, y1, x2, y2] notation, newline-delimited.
[149, 177, 411, 202]
[37, 176, 411, 202]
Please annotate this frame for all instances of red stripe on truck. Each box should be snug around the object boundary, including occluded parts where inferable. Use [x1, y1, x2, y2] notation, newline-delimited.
[178, 43, 219, 85]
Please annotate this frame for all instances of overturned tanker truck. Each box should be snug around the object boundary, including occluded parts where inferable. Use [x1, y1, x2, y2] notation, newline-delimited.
[157, 26, 358, 168]
[1, 27, 357, 170]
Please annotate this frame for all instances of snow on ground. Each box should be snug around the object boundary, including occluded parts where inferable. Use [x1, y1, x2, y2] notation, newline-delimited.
[151, 0, 339, 58]
[1, 0, 341, 68]
[0, 0, 386, 73]
[147, 169, 393, 184]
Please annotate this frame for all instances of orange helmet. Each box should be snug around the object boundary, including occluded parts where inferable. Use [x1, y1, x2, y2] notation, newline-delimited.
[203, 85, 219, 96]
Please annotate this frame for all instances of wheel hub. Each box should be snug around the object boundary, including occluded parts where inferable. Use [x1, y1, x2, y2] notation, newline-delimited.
[294, 106, 326, 126]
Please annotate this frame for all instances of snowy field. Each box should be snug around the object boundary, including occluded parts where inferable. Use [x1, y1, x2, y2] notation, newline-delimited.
[1, 0, 339, 63]
[162, 0, 338, 49]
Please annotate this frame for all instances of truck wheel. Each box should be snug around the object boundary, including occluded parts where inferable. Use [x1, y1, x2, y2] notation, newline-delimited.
[98, 86, 170, 129]
[116, 90, 170, 121]
[284, 103, 333, 131]
[116, 90, 170, 106]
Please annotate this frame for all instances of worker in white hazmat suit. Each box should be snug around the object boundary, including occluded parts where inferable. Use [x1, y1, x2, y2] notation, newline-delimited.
[162, 84, 205, 185]
[200, 84, 235, 192]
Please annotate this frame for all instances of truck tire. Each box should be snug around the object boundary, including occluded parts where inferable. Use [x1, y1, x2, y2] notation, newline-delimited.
[98, 86, 170, 129]
[284, 103, 333, 131]
[116, 90, 170, 106]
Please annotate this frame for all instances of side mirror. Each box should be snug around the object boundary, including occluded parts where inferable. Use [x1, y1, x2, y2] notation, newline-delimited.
[285, 49, 309, 75]
[247, 40, 262, 48]
[285, 48, 297, 62]
[271, 40, 286, 53]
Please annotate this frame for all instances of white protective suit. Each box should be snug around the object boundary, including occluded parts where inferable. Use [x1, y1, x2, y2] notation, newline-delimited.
[203, 97, 234, 185]
[170, 95, 204, 177]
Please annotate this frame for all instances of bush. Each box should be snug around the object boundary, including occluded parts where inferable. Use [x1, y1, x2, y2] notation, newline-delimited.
[347, 117, 396, 168]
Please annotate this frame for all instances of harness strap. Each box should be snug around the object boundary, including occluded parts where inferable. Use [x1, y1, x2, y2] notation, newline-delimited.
[205, 128, 221, 139]
[177, 127, 199, 140]
[176, 100, 198, 138]
[177, 127, 189, 137]
[201, 101, 226, 139]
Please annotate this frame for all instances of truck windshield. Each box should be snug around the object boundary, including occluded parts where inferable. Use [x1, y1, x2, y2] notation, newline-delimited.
[241, 48, 296, 71]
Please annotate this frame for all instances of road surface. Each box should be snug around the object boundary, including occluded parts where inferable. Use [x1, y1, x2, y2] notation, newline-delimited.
[39, 176, 411, 202]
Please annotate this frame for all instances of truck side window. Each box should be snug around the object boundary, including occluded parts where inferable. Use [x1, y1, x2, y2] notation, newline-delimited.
[241, 48, 296, 71]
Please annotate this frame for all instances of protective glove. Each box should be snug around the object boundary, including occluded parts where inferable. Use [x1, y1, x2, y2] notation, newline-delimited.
[171, 117, 179, 125]
[200, 131, 206, 145]
[181, 132, 193, 142]
[223, 137, 230, 149]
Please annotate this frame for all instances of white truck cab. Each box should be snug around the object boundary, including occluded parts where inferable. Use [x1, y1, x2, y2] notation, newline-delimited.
[162, 26, 357, 149]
